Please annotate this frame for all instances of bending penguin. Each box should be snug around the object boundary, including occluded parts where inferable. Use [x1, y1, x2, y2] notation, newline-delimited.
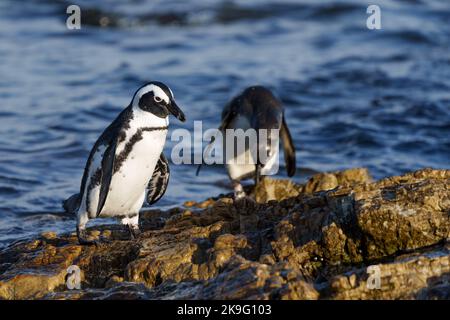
[199, 86, 296, 199]
[63, 81, 185, 245]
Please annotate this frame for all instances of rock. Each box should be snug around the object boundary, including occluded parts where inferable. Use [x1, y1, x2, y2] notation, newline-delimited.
[303, 173, 339, 193]
[41, 231, 58, 240]
[303, 168, 372, 194]
[0, 168, 448, 300]
[335, 167, 372, 186]
[323, 243, 450, 299]
[254, 178, 301, 202]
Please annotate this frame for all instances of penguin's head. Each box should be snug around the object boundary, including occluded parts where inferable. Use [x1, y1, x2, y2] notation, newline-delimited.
[132, 81, 186, 122]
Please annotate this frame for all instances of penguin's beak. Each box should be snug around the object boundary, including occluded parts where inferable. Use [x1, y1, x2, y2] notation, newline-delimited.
[167, 99, 186, 122]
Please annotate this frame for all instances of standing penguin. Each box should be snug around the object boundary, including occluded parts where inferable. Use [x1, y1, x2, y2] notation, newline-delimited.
[63, 81, 185, 245]
[198, 86, 296, 199]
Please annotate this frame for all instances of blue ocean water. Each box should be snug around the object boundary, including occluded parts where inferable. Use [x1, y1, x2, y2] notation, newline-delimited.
[0, 0, 449, 247]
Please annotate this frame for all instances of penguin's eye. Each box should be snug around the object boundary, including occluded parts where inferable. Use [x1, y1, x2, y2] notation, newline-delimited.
[154, 96, 163, 103]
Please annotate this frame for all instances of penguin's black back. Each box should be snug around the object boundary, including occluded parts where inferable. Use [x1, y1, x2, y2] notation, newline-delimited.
[77, 106, 134, 205]
[223, 86, 283, 129]
[241, 86, 282, 110]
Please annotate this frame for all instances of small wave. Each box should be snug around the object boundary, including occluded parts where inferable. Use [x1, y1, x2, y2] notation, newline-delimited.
[373, 30, 436, 46]
[0, 175, 41, 187]
[0, 186, 21, 197]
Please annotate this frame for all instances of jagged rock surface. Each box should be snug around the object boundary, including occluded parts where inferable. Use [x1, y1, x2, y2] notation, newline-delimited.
[0, 168, 448, 300]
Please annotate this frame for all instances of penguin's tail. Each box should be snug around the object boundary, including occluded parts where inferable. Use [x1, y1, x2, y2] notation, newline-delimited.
[62, 193, 80, 214]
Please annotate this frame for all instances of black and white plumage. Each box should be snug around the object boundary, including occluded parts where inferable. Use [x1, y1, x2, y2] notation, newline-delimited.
[63, 81, 185, 245]
[199, 86, 296, 199]
[146, 152, 170, 205]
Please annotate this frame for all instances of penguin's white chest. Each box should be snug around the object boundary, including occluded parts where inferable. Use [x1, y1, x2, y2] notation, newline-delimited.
[225, 116, 280, 180]
[100, 130, 167, 217]
[225, 116, 255, 180]
[226, 147, 279, 180]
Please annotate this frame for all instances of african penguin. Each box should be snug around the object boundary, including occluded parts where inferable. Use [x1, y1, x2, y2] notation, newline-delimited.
[63, 81, 185, 245]
[198, 86, 296, 199]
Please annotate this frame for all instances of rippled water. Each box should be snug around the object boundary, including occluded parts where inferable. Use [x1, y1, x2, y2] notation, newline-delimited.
[0, 0, 449, 247]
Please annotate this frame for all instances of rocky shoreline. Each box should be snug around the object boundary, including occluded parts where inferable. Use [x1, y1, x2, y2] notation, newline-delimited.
[0, 168, 449, 300]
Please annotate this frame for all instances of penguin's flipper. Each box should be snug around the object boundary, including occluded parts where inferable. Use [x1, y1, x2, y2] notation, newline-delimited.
[96, 140, 118, 216]
[196, 109, 236, 176]
[147, 152, 170, 205]
[280, 115, 296, 177]
[62, 193, 80, 213]
[195, 134, 217, 176]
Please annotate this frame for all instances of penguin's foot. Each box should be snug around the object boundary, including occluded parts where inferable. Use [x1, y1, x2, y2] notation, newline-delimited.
[234, 190, 246, 200]
[233, 181, 246, 200]
[128, 225, 141, 240]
